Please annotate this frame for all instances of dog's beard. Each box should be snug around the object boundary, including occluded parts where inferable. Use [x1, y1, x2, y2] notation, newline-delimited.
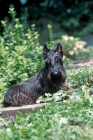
[51, 74, 62, 85]
[47, 71, 62, 87]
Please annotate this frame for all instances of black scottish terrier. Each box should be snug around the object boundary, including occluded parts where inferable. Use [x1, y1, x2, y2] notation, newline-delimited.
[3, 43, 69, 107]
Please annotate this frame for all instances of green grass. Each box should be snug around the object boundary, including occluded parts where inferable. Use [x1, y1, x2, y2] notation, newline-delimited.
[0, 100, 93, 140]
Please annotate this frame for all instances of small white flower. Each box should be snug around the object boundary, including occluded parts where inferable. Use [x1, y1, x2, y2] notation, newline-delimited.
[59, 117, 68, 124]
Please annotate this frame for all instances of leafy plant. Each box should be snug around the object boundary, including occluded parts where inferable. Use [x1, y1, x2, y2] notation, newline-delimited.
[67, 65, 93, 88]
[46, 24, 54, 48]
[1, 100, 93, 139]
[0, 8, 43, 99]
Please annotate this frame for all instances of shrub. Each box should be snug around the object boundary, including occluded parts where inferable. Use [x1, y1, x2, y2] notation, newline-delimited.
[0, 8, 43, 98]
[67, 65, 93, 88]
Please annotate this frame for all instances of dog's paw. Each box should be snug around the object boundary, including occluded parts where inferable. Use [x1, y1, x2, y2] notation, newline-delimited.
[60, 84, 69, 91]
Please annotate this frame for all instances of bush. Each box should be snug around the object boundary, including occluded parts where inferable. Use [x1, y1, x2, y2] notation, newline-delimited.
[0, 8, 43, 98]
[67, 65, 93, 88]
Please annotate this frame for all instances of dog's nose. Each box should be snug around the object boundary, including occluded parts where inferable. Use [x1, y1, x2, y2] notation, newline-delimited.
[51, 71, 61, 76]
[54, 71, 58, 75]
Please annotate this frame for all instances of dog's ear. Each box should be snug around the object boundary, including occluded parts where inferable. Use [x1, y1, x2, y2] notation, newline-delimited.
[43, 44, 50, 60]
[55, 43, 64, 57]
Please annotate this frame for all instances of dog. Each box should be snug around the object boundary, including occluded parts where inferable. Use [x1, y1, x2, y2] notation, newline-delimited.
[3, 43, 69, 107]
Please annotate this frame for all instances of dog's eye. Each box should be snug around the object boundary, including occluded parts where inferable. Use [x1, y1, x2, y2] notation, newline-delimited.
[55, 57, 60, 62]
[59, 59, 63, 65]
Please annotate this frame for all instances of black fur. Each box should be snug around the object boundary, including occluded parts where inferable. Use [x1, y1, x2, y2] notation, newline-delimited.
[3, 43, 69, 107]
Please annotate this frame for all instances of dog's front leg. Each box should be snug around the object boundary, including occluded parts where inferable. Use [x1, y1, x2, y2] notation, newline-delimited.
[60, 83, 69, 91]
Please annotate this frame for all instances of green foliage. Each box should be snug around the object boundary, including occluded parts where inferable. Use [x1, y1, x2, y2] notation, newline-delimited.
[0, 8, 43, 98]
[1, 101, 93, 139]
[67, 66, 93, 88]
[37, 90, 70, 103]
[46, 24, 54, 48]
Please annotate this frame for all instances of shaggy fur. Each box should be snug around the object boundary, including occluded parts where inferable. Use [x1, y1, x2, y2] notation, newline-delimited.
[3, 43, 69, 107]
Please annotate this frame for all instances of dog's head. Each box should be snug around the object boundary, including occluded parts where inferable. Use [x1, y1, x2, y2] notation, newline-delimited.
[43, 43, 66, 86]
